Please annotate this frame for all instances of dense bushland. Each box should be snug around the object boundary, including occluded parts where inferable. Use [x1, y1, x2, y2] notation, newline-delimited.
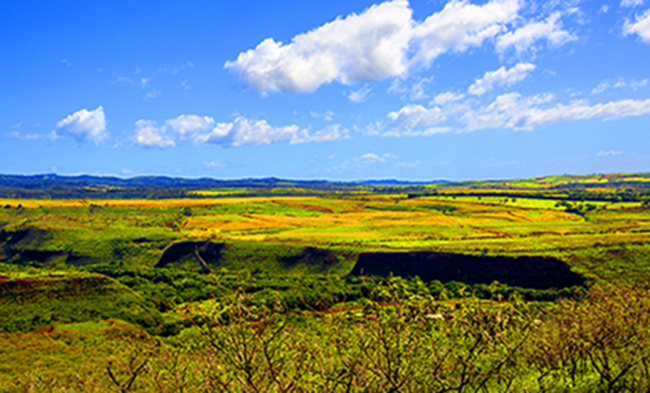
[7, 279, 649, 392]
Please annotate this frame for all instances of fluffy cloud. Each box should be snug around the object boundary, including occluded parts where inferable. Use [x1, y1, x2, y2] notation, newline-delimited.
[386, 104, 449, 136]
[134, 120, 175, 148]
[623, 9, 650, 42]
[166, 114, 215, 136]
[495, 11, 577, 53]
[54, 106, 108, 144]
[412, 0, 519, 64]
[227, 0, 521, 94]
[133, 114, 348, 148]
[198, 117, 301, 146]
[468, 62, 535, 95]
[225, 0, 413, 93]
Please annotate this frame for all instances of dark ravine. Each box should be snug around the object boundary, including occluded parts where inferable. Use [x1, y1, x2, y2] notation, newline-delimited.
[350, 252, 585, 289]
[155, 241, 225, 272]
[278, 247, 339, 267]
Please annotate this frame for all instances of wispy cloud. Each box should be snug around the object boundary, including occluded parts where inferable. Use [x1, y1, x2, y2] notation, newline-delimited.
[623, 9, 650, 42]
[495, 11, 577, 53]
[310, 110, 335, 121]
[396, 160, 421, 168]
[621, 0, 644, 8]
[385, 92, 650, 135]
[596, 150, 623, 157]
[388, 77, 434, 100]
[3, 123, 45, 141]
[203, 159, 230, 168]
[432, 91, 465, 106]
[358, 152, 398, 164]
[466, 94, 650, 131]
[144, 89, 161, 100]
[468, 62, 535, 96]
[348, 85, 372, 103]
[592, 78, 648, 94]
[132, 114, 349, 148]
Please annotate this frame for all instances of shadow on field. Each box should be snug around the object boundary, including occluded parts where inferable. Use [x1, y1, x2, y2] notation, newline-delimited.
[351, 252, 585, 289]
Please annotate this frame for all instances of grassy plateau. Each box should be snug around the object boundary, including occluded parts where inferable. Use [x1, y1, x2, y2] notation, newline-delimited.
[0, 172, 649, 391]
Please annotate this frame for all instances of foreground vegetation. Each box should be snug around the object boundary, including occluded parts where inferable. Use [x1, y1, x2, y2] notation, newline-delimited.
[1, 173, 649, 391]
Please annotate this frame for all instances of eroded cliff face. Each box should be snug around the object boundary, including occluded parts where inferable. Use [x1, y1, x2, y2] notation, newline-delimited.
[350, 252, 585, 289]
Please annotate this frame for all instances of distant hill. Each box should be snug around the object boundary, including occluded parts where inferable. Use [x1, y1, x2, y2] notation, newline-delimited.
[0, 174, 448, 189]
[0, 172, 648, 199]
[0, 174, 448, 199]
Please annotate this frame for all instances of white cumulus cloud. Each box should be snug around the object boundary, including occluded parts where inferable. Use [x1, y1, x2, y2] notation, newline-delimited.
[386, 104, 451, 136]
[225, 0, 413, 93]
[412, 0, 520, 64]
[468, 62, 535, 95]
[54, 106, 108, 144]
[388, 104, 444, 131]
[226, 0, 522, 94]
[623, 9, 650, 42]
[199, 117, 302, 146]
[134, 120, 176, 148]
[166, 114, 215, 136]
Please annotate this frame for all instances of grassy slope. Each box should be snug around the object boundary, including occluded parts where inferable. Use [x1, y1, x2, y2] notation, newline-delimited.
[0, 270, 165, 334]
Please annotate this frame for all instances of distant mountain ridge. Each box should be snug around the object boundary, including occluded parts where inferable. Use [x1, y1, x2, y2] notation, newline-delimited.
[0, 172, 648, 200]
[0, 173, 447, 190]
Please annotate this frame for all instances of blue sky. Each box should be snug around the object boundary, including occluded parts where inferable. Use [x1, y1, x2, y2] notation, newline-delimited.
[1, 0, 650, 181]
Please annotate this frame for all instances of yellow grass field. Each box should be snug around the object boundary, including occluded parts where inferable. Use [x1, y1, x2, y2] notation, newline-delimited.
[5, 192, 646, 255]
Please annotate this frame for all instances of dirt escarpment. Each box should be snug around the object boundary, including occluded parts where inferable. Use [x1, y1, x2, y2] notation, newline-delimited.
[350, 252, 585, 290]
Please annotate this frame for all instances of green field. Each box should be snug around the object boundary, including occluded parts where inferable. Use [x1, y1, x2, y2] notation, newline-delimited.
[1, 173, 650, 391]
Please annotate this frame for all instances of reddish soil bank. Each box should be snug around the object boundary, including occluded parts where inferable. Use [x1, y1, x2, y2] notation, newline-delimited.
[350, 252, 585, 289]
